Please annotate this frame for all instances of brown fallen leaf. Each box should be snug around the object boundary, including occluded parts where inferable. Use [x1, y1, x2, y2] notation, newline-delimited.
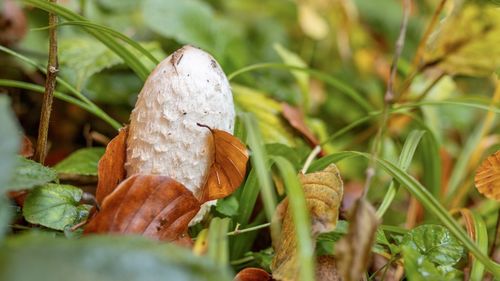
[197, 123, 249, 203]
[84, 174, 200, 242]
[281, 103, 324, 156]
[95, 126, 128, 205]
[335, 198, 380, 281]
[234, 268, 273, 281]
[271, 164, 343, 281]
[0, 0, 27, 46]
[474, 150, 500, 200]
[316, 255, 340, 281]
[19, 135, 33, 158]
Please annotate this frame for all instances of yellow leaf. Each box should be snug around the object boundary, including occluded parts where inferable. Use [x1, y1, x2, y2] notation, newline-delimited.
[271, 164, 343, 281]
[424, 3, 500, 76]
[298, 3, 329, 40]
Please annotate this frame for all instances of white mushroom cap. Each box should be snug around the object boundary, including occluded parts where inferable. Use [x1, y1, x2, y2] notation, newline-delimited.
[126, 45, 235, 223]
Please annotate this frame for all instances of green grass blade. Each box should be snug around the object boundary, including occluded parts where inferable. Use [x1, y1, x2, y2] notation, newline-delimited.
[363, 153, 500, 278]
[0, 79, 120, 129]
[469, 211, 487, 281]
[207, 217, 230, 267]
[271, 156, 315, 281]
[228, 63, 373, 113]
[242, 113, 277, 223]
[0, 79, 88, 110]
[35, 21, 159, 65]
[23, 0, 150, 81]
[310, 151, 500, 278]
[376, 130, 425, 218]
[397, 100, 500, 114]
[446, 124, 486, 202]
[230, 212, 266, 261]
[236, 168, 260, 226]
[403, 112, 443, 199]
[308, 151, 355, 172]
[0, 46, 121, 129]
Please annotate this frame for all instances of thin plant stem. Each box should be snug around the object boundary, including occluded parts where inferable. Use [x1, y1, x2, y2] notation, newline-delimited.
[363, 0, 412, 196]
[301, 145, 322, 174]
[0, 46, 121, 130]
[226, 222, 271, 236]
[34, 0, 58, 164]
[398, 0, 448, 102]
[230, 256, 254, 266]
[414, 71, 446, 102]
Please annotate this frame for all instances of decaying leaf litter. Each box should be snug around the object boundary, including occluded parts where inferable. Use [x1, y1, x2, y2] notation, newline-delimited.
[1, 0, 500, 281]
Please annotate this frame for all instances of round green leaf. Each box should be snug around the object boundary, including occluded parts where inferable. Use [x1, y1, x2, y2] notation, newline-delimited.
[23, 184, 89, 230]
[54, 147, 105, 176]
[402, 224, 465, 266]
[7, 157, 57, 191]
[0, 233, 232, 281]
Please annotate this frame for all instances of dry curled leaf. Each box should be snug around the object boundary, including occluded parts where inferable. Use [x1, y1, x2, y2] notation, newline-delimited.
[271, 164, 343, 281]
[234, 268, 273, 281]
[198, 124, 248, 203]
[335, 198, 380, 281]
[84, 174, 200, 242]
[474, 150, 500, 200]
[95, 126, 128, 205]
[281, 103, 324, 156]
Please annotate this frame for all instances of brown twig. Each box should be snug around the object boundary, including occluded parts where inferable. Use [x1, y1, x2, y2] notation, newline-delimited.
[385, 0, 411, 104]
[363, 0, 412, 196]
[34, 0, 58, 164]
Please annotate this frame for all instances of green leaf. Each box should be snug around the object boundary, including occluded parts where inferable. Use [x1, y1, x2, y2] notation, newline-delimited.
[402, 245, 463, 281]
[215, 196, 239, 217]
[273, 44, 310, 109]
[54, 148, 105, 176]
[0, 233, 232, 281]
[235, 84, 295, 146]
[7, 157, 57, 191]
[266, 143, 305, 170]
[0, 46, 122, 130]
[376, 130, 425, 218]
[0, 196, 13, 241]
[59, 38, 163, 87]
[309, 151, 500, 277]
[402, 224, 464, 266]
[142, 0, 215, 51]
[0, 96, 21, 193]
[23, 184, 90, 230]
[22, 0, 150, 80]
[242, 113, 277, 224]
[402, 225, 464, 280]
